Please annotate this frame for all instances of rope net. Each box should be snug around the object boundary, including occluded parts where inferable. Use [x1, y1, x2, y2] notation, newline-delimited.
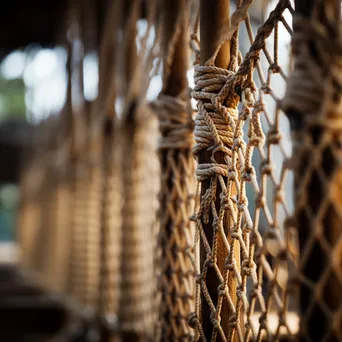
[15, 0, 342, 341]
[283, 1, 342, 339]
[189, 0, 298, 340]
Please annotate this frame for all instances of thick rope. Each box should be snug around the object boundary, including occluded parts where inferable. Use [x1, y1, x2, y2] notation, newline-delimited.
[98, 120, 122, 329]
[152, 94, 196, 341]
[119, 102, 160, 337]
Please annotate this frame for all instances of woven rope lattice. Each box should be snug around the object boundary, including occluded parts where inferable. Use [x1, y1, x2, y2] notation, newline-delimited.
[283, 1, 342, 340]
[190, 0, 298, 340]
[153, 95, 196, 340]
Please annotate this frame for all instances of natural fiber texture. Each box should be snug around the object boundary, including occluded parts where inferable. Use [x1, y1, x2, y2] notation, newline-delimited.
[283, 1, 342, 340]
[82, 159, 103, 310]
[152, 94, 196, 341]
[19, 140, 73, 293]
[190, 0, 297, 340]
[18, 161, 44, 272]
[65, 111, 103, 311]
[98, 119, 122, 326]
[69, 161, 89, 305]
[15, 0, 342, 340]
[119, 102, 160, 337]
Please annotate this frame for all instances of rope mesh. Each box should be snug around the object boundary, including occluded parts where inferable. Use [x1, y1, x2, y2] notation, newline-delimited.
[15, 0, 342, 341]
[152, 95, 196, 341]
[190, 0, 298, 340]
[283, 1, 342, 339]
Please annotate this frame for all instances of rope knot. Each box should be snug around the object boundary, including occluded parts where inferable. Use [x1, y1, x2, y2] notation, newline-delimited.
[250, 285, 262, 299]
[275, 186, 285, 203]
[233, 137, 243, 150]
[242, 259, 255, 277]
[255, 194, 266, 208]
[259, 313, 267, 329]
[188, 312, 198, 328]
[269, 63, 280, 74]
[210, 311, 221, 328]
[260, 160, 273, 175]
[225, 258, 236, 270]
[249, 136, 264, 147]
[217, 283, 226, 297]
[261, 83, 271, 94]
[231, 231, 242, 240]
[241, 87, 255, 107]
[242, 166, 254, 182]
[267, 127, 282, 145]
[228, 314, 239, 328]
[239, 106, 251, 121]
[219, 192, 229, 210]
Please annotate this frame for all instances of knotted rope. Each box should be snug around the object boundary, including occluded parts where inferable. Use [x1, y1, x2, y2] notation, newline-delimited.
[190, 1, 294, 340]
[282, 2, 342, 340]
[191, 60, 256, 341]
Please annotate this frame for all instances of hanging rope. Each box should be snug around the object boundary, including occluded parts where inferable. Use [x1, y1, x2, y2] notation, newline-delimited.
[152, 93, 196, 341]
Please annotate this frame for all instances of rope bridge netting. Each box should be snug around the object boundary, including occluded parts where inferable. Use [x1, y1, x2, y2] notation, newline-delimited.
[16, 0, 342, 341]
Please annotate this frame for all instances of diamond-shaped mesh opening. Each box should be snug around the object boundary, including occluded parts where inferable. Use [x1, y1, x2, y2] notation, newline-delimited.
[306, 303, 329, 341]
[322, 204, 342, 247]
[297, 208, 312, 250]
[307, 169, 324, 213]
[302, 241, 327, 283]
[322, 271, 342, 312]
[321, 146, 337, 180]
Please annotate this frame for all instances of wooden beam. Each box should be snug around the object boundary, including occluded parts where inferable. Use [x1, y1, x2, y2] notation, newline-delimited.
[200, 0, 230, 68]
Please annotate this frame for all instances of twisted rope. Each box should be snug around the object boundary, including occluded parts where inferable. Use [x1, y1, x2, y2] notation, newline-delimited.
[152, 94, 196, 341]
[119, 102, 160, 337]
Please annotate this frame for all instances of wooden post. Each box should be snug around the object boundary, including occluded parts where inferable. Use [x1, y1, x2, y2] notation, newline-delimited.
[287, 1, 342, 340]
[200, 0, 230, 69]
[199, 0, 241, 340]
[161, 0, 188, 96]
